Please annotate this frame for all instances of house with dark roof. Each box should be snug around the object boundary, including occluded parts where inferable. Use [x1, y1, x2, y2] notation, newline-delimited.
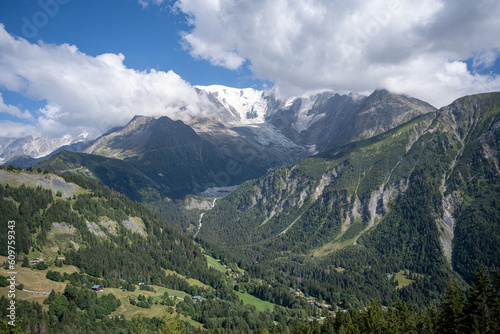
[91, 285, 104, 292]
[193, 296, 202, 301]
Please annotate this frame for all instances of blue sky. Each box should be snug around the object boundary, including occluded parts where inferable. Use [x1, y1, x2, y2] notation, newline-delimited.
[1, 0, 500, 138]
[0, 0, 267, 91]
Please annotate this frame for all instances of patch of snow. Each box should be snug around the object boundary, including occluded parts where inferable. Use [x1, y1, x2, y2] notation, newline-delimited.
[196, 85, 268, 125]
[244, 123, 301, 148]
[287, 97, 326, 133]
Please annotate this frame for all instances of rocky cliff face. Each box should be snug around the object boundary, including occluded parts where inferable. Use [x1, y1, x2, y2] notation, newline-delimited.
[268, 89, 437, 154]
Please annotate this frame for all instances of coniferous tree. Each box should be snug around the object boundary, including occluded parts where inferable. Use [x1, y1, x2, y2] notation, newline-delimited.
[435, 279, 466, 334]
[160, 314, 185, 334]
[131, 314, 145, 334]
[21, 257, 30, 268]
[465, 267, 500, 334]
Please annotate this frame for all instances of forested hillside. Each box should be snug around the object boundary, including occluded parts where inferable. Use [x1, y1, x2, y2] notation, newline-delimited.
[187, 92, 500, 308]
[0, 168, 222, 287]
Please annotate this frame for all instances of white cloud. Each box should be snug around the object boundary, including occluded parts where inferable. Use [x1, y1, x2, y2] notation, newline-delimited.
[173, 0, 500, 107]
[0, 93, 33, 119]
[0, 120, 38, 138]
[137, 0, 168, 9]
[0, 25, 211, 138]
[473, 50, 498, 70]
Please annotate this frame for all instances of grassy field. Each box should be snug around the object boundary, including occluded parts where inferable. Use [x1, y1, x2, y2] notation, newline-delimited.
[394, 269, 420, 289]
[164, 269, 211, 290]
[0, 261, 79, 310]
[106, 286, 189, 302]
[110, 302, 203, 328]
[106, 286, 203, 327]
[0, 265, 77, 293]
[205, 255, 228, 273]
[0, 170, 87, 198]
[310, 235, 357, 257]
[234, 291, 275, 312]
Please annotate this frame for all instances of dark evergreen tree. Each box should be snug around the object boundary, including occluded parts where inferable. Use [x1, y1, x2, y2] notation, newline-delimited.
[435, 279, 466, 334]
[465, 267, 500, 334]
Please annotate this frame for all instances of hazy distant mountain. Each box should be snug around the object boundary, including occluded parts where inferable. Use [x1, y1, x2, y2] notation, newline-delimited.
[5, 140, 91, 169]
[0, 134, 90, 165]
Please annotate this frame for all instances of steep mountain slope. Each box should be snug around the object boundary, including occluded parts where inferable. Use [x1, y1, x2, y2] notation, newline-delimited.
[193, 92, 500, 295]
[43, 115, 259, 199]
[269, 89, 436, 154]
[0, 169, 222, 287]
[2, 86, 434, 174]
[37, 150, 165, 202]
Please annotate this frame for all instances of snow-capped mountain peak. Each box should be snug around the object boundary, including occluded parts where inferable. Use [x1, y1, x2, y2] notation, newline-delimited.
[0, 133, 89, 164]
[195, 85, 269, 125]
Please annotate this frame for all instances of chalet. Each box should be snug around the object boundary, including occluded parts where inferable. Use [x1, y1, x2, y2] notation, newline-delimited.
[29, 258, 43, 265]
[138, 282, 144, 286]
[91, 285, 104, 293]
[193, 296, 202, 302]
[129, 297, 137, 301]
[304, 297, 314, 303]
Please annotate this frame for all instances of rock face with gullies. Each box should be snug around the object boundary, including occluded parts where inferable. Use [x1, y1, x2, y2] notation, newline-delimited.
[268, 89, 437, 154]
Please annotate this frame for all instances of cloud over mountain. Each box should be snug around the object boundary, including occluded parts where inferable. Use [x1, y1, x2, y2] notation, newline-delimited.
[0, 24, 210, 138]
[173, 0, 500, 106]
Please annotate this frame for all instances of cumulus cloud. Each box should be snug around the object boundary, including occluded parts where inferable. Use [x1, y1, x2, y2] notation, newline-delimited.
[0, 93, 33, 120]
[173, 0, 500, 107]
[0, 120, 38, 138]
[0, 25, 211, 138]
